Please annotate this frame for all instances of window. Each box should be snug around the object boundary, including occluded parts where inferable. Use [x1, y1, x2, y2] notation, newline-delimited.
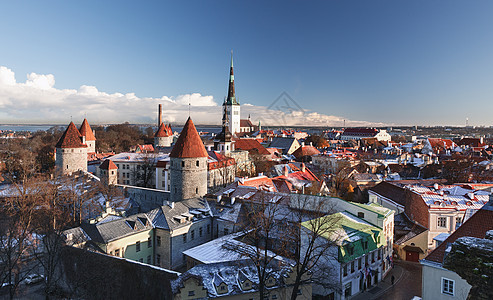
[358, 258, 362, 269]
[351, 261, 355, 272]
[343, 264, 348, 276]
[147, 255, 151, 264]
[297, 289, 302, 295]
[188, 291, 195, 297]
[182, 161, 185, 167]
[162, 170, 166, 176]
[199, 227, 203, 237]
[196, 160, 199, 167]
[115, 249, 120, 257]
[363, 241, 368, 250]
[372, 252, 375, 263]
[357, 212, 365, 218]
[148, 237, 152, 248]
[344, 282, 352, 297]
[195, 187, 198, 194]
[442, 278, 454, 296]
[156, 254, 161, 266]
[139, 258, 143, 263]
[438, 217, 447, 228]
[224, 228, 229, 236]
[220, 285, 225, 291]
[272, 295, 277, 299]
[191, 230, 195, 240]
[162, 181, 165, 187]
[136, 241, 140, 252]
[157, 236, 161, 247]
[183, 234, 187, 243]
[456, 216, 462, 225]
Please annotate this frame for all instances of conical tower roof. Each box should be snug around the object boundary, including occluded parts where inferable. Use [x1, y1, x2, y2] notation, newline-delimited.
[56, 122, 87, 148]
[154, 123, 172, 137]
[79, 118, 96, 141]
[170, 117, 208, 158]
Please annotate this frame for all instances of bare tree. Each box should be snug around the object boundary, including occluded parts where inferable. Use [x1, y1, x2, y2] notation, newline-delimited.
[133, 153, 158, 188]
[285, 194, 342, 300]
[0, 177, 45, 299]
[223, 192, 288, 299]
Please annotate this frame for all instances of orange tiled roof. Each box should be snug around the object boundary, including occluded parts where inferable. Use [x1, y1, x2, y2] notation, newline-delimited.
[155, 123, 172, 137]
[56, 122, 87, 149]
[234, 138, 270, 155]
[79, 119, 96, 141]
[292, 145, 320, 158]
[170, 117, 208, 158]
[99, 159, 118, 170]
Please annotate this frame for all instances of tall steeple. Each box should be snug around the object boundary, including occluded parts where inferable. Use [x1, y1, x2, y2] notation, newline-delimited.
[225, 51, 239, 106]
[224, 51, 241, 135]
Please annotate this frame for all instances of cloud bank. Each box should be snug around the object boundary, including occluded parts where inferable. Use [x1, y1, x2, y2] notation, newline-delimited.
[0, 66, 382, 127]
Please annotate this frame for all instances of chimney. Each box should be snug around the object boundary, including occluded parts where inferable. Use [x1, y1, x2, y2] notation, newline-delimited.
[158, 104, 162, 126]
[283, 166, 289, 177]
[301, 163, 306, 173]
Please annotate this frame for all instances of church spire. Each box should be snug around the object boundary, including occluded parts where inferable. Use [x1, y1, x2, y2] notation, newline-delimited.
[225, 50, 239, 106]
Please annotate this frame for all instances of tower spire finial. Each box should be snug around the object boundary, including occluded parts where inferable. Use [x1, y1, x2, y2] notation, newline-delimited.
[230, 50, 233, 68]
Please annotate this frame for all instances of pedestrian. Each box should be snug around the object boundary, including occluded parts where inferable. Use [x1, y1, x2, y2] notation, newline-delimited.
[391, 275, 395, 286]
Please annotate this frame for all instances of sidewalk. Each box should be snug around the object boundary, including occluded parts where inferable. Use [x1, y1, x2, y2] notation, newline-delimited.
[351, 264, 404, 300]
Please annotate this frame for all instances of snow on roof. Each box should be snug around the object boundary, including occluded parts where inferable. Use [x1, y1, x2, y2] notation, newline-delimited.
[182, 232, 248, 264]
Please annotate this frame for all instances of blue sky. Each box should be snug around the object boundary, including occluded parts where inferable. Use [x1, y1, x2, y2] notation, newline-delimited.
[1, 1, 493, 126]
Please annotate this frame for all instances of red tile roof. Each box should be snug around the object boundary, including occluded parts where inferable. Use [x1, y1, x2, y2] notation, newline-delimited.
[55, 122, 87, 149]
[234, 138, 270, 155]
[155, 123, 172, 137]
[79, 118, 96, 141]
[292, 145, 320, 158]
[428, 138, 456, 150]
[240, 119, 255, 128]
[99, 159, 118, 170]
[425, 203, 493, 264]
[170, 117, 208, 158]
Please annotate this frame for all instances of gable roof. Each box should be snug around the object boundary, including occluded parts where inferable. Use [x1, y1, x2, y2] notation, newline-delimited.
[169, 117, 208, 158]
[269, 137, 298, 151]
[79, 118, 96, 141]
[56, 122, 87, 149]
[99, 159, 118, 170]
[234, 139, 270, 155]
[425, 200, 493, 264]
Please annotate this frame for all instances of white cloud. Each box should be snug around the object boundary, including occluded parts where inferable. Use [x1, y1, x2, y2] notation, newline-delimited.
[0, 66, 382, 127]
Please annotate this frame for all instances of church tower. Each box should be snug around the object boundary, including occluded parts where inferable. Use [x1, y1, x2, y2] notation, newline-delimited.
[169, 117, 208, 202]
[214, 101, 233, 155]
[224, 52, 240, 135]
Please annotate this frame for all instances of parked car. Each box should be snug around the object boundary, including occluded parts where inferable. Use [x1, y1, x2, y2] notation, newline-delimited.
[24, 274, 44, 285]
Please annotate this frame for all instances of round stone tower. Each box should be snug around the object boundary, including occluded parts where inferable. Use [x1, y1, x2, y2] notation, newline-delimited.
[55, 121, 88, 175]
[154, 122, 173, 148]
[169, 117, 208, 202]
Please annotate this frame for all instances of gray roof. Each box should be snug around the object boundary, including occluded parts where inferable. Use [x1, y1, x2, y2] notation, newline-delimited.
[81, 213, 152, 244]
[171, 260, 292, 297]
[67, 198, 211, 244]
[269, 137, 298, 154]
[149, 198, 211, 231]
